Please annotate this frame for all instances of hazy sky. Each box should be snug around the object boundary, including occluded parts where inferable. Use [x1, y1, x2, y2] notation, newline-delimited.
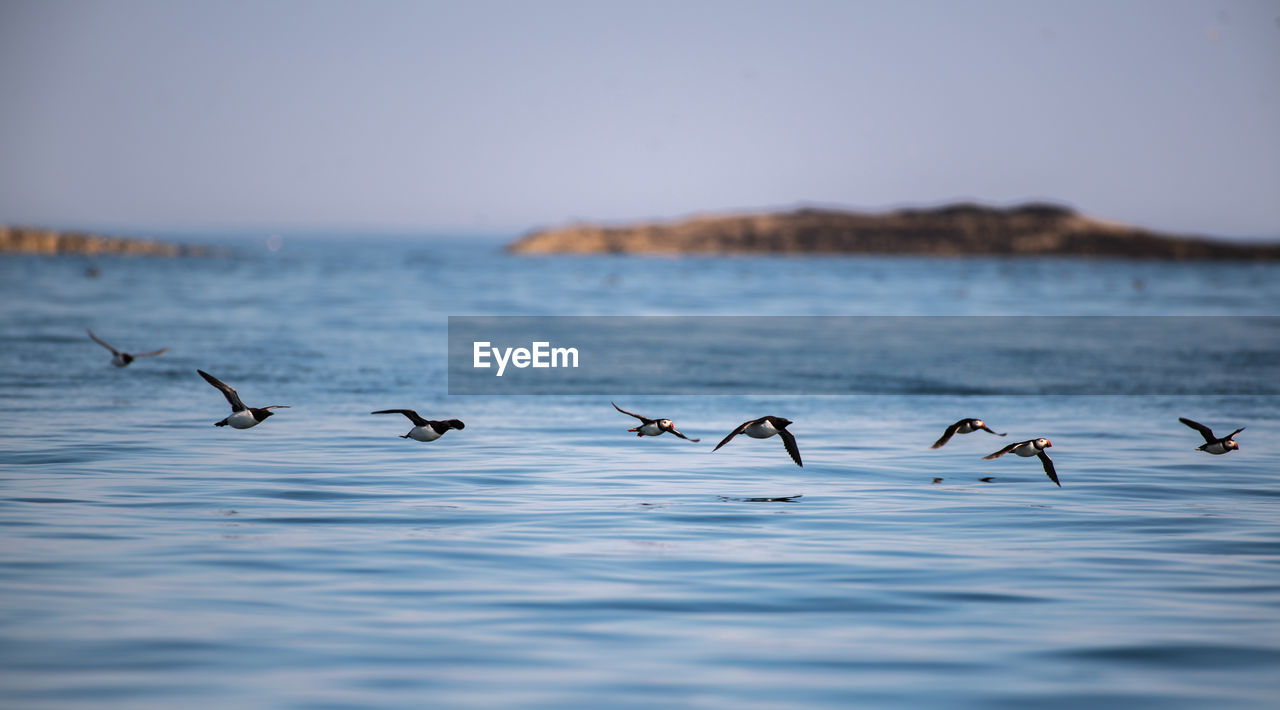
[1, 0, 1277, 237]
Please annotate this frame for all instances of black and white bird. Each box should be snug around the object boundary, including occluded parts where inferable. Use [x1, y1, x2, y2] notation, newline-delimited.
[1179, 417, 1244, 455]
[712, 416, 802, 467]
[88, 328, 168, 367]
[197, 369, 289, 429]
[930, 418, 1006, 448]
[982, 438, 1059, 486]
[610, 402, 699, 441]
[371, 410, 465, 441]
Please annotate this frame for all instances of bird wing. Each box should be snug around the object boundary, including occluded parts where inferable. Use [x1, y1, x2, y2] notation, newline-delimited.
[1037, 451, 1061, 487]
[1226, 427, 1245, 440]
[779, 428, 803, 467]
[982, 440, 1026, 460]
[372, 409, 428, 426]
[132, 347, 168, 358]
[611, 401, 652, 424]
[198, 370, 246, 412]
[930, 420, 963, 449]
[86, 328, 119, 355]
[712, 421, 751, 451]
[1179, 417, 1216, 444]
[668, 427, 699, 442]
[979, 424, 1006, 436]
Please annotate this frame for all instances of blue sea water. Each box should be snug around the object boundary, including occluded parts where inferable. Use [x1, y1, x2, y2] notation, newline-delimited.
[1, 237, 1278, 709]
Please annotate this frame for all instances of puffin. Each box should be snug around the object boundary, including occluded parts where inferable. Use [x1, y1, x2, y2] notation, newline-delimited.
[371, 410, 465, 441]
[88, 328, 168, 367]
[198, 369, 288, 428]
[712, 416, 802, 467]
[982, 438, 1058, 486]
[1179, 417, 1244, 455]
[930, 418, 1006, 448]
[611, 402, 699, 441]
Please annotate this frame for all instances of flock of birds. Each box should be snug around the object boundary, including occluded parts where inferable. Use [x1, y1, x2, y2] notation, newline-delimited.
[607, 408, 1244, 487]
[90, 329, 1248, 488]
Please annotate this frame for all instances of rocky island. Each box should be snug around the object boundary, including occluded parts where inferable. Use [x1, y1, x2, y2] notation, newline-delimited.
[507, 203, 1280, 259]
[0, 226, 208, 256]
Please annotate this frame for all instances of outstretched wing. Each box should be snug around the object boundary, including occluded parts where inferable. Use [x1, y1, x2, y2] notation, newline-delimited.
[611, 401, 652, 424]
[132, 347, 168, 358]
[978, 423, 1006, 437]
[982, 440, 1026, 460]
[930, 420, 963, 449]
[779, 428, 803, 467]
[713, 421, 751, 452]
[86, 328, 120, 355]
[1179, 417, 1216, 444]
[667, 427, 699, 442]
[198, 370, 246, 412]
[372, 409, 428, 426]
[1037, 451, 1060, 487]
[1226, 427, 1245, 440]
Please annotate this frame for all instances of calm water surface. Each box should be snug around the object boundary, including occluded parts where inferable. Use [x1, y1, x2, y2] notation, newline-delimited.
[1, 238, 1278, 709]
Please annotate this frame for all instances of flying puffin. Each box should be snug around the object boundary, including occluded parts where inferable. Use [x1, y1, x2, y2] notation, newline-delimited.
[712, 416, 802, 467]
[198, 369, 289, 429]
[88, 328, 167, 367]
[1179, 417, 1244, 455]
[982, 438, 1058, 486]
[371, 410, 465, 441]
[930, 418, 1006, 448]
[611, 402, 699, 441]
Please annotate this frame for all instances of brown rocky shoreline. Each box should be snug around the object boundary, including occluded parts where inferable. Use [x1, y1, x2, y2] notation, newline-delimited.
[0, 226, 209, 256]
[507, 203, 1280, 259]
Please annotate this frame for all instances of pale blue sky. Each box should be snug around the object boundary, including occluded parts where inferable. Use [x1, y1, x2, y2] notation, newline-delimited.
[1, 0, 1277, 238]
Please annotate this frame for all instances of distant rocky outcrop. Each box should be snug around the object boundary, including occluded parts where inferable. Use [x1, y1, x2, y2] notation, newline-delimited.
[507, 203, 1280, 259]
[0, 226, 209, 256]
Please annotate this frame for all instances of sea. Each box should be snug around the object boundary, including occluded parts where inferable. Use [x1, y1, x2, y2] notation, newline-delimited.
[1, 236, 1278, 709]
